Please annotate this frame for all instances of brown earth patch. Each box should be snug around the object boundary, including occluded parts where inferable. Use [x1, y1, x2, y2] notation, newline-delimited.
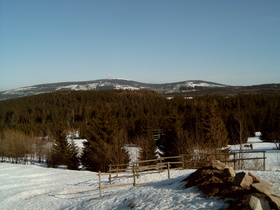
[182, 166, 254, 209]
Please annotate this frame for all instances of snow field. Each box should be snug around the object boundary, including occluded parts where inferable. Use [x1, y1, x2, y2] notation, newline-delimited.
[229, 134, 280, 171]
[0, 164, 229, 210]
[1, 132, 280, 210]
[1, 163, 279, 210]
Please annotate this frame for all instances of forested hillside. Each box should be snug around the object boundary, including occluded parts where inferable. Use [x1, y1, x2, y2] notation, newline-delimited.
[0, 89, 279, 171]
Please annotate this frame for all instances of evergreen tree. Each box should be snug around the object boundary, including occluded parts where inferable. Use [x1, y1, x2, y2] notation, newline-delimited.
[132, 133, 157, 161]
[158, 109, 188, 156]
[81, 104, 129, 172]
[47, 124, 79, 170]
[261, 104, 280, 141]
[67, 139, 80, 170]
[201, 104, 229, 149]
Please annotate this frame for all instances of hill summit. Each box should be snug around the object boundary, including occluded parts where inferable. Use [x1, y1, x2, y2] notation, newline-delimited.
[1, 78, 279, 100]
[0, 79, 228, 100]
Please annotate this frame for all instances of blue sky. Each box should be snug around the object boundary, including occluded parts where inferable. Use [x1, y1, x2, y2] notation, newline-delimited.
[0, 0, 279, 91]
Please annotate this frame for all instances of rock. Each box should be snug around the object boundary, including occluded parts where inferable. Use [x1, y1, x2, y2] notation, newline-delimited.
[233, 172, 253, 189]
[211, 159, 228, 170]
[250, 183, 272, 196]
[127, 202, 135, 208]
[248, 172, 275, 187]
[265, 194, 280, 210]
[246, 194, 271, 210]
[221, 167, 236, 178]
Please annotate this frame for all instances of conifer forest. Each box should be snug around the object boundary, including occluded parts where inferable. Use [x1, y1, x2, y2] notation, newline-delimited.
[0, 90, 279, 171]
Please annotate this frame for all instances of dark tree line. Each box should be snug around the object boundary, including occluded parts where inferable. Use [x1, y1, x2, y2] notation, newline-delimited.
[0, 89, 279, 171]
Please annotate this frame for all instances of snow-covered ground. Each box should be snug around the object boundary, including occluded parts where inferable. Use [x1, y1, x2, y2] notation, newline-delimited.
[1, 133, 280, 210]
[0, 165, 222, 210]
[228, 132, 280, 171]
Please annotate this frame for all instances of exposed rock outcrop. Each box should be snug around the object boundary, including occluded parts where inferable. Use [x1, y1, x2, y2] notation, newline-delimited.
[233, 172, 253, 189]
[251, 183, 272, 196]
[183, 162, 279, 210]
[222, 167, 236, 178]
[246, 193, 271, 210]
[248, 172, 275, 188]
[265, 195, 280, 210]
[211, 159, 228, 170]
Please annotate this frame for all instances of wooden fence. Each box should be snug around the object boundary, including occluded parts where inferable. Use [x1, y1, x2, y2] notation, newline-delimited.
[97, 151, 266, 196]
[108, 155, 184, 183]
[97, 155, 184, 196]
[184, 150, 266, 171]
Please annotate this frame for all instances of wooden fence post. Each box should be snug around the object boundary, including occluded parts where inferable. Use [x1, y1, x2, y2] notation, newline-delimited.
[233, 152, 236, 170]
[109, 164, 112, 184]
[98, 171, 102, 197]
[263, 151, 266, 171]
[133, 166, 136, 186]
[159, 157, 163, 172]
[181, 155, 185, 169]
[167, 162, 170, 179]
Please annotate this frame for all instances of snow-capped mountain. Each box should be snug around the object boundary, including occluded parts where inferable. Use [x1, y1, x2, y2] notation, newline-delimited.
[0, 79, 228, 100]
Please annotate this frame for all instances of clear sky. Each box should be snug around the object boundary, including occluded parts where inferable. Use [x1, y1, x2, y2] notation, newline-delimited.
[0, 0, 279, 91]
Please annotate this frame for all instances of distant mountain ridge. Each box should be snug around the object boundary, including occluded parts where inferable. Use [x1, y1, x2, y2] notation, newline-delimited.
[0, 79, 227, 100]
[0, 78, 279, 100]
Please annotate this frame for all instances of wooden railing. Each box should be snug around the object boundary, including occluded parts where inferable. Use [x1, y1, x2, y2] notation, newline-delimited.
[108, 155, 184, 183]
[97, 155, 184, 196]
[183, 150, 266, 171]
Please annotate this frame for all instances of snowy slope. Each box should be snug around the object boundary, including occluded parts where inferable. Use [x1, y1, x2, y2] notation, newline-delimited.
[0, 165, 230, 210]
[1, 133, 280, 210]
[1, 163, 279, 210]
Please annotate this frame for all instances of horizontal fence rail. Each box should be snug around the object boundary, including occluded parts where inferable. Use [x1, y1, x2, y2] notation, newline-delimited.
[98, 156, 184, 196]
